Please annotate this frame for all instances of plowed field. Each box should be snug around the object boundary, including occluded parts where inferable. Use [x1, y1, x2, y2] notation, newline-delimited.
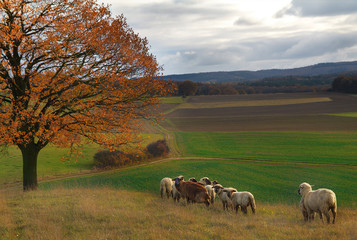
[162, 92, 357, 131]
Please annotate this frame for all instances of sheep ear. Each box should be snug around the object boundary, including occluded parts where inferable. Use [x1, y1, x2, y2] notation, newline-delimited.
[311, 185, 314, 187]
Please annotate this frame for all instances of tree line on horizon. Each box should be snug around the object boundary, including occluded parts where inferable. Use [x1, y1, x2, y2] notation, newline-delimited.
[174, 74, 357, 96]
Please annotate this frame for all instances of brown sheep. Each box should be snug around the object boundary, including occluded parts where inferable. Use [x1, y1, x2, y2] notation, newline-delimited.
[174, 178, 211, 207]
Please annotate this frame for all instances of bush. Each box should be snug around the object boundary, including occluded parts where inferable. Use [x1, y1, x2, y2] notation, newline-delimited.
[146, 139, 170, 157]
[93, 150, 147, 169]
[93, 139, 169, 169]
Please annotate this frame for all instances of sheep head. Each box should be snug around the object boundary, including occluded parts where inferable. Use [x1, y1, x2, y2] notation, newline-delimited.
[225, 189, 237, 198]
[298, 182, 313, 196]
[214, 185, 224, 194]
[199, 177, 211, 186]
[189, 177, 197, 182]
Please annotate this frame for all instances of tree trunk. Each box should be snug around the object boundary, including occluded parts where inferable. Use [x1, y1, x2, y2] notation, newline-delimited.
[19, 143, 41, 191]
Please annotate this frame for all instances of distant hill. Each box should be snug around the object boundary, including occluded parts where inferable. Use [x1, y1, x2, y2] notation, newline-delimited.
[164, 61, 357, 83]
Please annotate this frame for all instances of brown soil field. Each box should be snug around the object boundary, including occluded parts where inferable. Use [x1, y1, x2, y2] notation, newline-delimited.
[161, 92, 357, 131]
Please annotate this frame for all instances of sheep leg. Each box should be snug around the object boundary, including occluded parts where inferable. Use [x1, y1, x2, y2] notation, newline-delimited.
[331, 207, 336, 224]
[302, 210, 308, 222]
[323, 210, 330, 224]
[318, 210, 323, 223]
[235, 205, 239, 214]
[241, 206, 247, 214]
[160, 188, 164, 198]
[307, 210, 314, 222]
[250, 204, 255, 214]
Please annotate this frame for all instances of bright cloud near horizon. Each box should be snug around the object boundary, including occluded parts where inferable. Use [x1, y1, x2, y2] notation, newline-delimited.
[100, 0, 357, 75]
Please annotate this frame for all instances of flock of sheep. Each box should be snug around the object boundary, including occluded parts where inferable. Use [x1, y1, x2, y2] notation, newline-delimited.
[160, 176, 337, 224]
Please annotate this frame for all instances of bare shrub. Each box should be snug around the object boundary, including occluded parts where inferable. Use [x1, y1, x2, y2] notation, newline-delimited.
[146, 139, 170, 157]
[93, 150, 147, 169]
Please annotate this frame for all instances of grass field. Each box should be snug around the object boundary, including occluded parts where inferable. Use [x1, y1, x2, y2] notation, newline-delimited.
[1, 188, 356, 240]
[1, 92, 357, 239]
[40, 156, 357, 208]
[174, 131, 357, 165]
[0, 134, 164, 185]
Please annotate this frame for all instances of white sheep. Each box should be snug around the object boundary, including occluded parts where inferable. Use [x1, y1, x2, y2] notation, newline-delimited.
[298, 182, 337, 224]
[160, 176, 184, 199]
[205, 185, 216, 205]
[198, 177, 217, 204]
[160, 177, 174, 199]
[229, 191, 256, 214]
[214, 184, 237, 210]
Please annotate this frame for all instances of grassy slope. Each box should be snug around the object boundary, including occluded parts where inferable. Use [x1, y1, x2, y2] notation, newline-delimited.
[40, 157, 357, 208]
[0, 134, 163, 184]
[40, 131, 357, 207]
[1, 188, 356, 240]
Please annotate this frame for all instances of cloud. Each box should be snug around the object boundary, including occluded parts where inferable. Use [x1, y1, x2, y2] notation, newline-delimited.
[103, 0, 357, 74]
[282, 32, 357, 58]
[234, 17, 259, 26]
[277, 0, 357, 17]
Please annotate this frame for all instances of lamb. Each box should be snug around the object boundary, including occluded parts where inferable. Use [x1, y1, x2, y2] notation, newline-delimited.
[298, 182, 337, 224]
[228, 191, 256, 214]
[174, 177, 211, 206]
[214, 184, 237, 210]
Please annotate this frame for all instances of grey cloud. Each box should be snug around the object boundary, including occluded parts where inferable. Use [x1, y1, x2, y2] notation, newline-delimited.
[277, 0, 357, 17]
[282, 32, 357, 58]
[234, 17, 258, 26]
[105, 0, 357, 74]
[164, 31, 357, 73]
[126, 2, 236, 29]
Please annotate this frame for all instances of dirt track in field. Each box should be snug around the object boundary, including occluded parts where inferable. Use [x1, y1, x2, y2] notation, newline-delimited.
[162, 92, 357, 131]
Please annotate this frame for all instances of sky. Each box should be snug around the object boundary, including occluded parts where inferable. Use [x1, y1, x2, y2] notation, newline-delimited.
[100, 0, 357, 75]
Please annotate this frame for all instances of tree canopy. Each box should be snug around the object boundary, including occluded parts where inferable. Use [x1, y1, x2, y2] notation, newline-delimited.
[0, 0, 172, 190]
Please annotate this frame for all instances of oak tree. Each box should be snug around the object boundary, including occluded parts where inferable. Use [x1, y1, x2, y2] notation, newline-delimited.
[0, 0, 172, 190]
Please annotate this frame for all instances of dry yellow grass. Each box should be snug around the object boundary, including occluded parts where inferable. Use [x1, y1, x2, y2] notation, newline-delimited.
[178, 97, 332, 109]
[0, 188, 356, 240]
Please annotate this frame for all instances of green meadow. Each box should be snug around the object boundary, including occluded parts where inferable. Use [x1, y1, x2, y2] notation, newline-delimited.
[41, 157, 357, 208]
[174, 131, 357, 165]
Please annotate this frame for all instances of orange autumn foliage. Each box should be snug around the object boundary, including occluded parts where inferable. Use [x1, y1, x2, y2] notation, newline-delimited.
[0, 0, 173, 190]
